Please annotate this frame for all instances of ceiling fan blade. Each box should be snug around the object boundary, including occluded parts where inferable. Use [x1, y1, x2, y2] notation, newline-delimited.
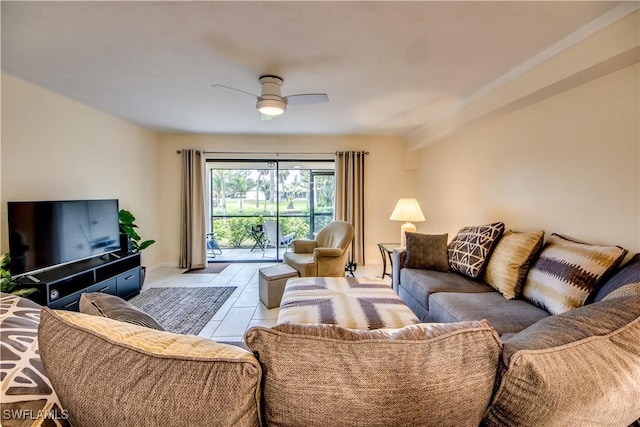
[212, 84, 258, 99]
[285, 93, 329, 106]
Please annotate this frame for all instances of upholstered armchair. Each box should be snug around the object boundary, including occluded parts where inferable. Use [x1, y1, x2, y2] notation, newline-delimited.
[283, 221, 355, 277]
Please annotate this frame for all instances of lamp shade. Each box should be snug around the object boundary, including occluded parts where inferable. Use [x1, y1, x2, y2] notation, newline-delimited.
[389, 198, 425, 222]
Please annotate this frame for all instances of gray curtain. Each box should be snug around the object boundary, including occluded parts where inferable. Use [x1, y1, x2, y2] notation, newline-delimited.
[335, 151, 366, 265]
[179, 149, 206, 269]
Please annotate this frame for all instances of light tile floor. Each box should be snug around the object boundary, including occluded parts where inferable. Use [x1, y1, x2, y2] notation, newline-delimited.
[144, 262, 388, 341]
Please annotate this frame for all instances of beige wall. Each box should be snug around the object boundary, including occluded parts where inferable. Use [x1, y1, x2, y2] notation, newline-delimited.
[157, 134, 415, 265]
[413, 64, 640, 253]
[0, 73, 163, 267]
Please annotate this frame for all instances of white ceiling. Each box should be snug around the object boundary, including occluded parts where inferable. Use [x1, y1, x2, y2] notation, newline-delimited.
[1, 1, 625, 136]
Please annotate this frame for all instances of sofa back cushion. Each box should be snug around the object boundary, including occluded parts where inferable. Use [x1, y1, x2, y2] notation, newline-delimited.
[522, 234, 627, 315]
[404, 232, 449, 271]
[447, 222, 505, 279]
[483, 230, 544, 299]
[38, 308, 262, 427]
[485, 294, 640, 426]
[593, 253, 640, 302]
[246, 321, 502, 427]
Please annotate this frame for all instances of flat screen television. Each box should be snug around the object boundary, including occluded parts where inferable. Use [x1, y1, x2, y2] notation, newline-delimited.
[8, 199, 121, 277]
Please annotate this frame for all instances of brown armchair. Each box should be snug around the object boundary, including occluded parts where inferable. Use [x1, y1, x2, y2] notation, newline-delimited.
[283, 221, 355, 277]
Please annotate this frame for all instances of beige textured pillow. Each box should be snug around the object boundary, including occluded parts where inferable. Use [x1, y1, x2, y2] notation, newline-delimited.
[246, 321, 502, 427]
[522, 234, 627, 315]
[38, 308, 261, 427]
[484, 295, 640, 426]
[483, 230, 544, 299]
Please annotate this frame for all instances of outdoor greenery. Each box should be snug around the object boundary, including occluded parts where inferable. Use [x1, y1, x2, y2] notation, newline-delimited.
[209, 168, 335, 249]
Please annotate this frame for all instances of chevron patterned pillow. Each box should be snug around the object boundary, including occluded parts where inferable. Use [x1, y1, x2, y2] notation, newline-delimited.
[522, 234, 627, 315]
[447, 222, 505, 279]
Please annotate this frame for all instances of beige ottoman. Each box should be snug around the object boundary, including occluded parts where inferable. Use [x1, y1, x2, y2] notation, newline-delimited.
[259, 264, 300, 309]
[277, 276, 420, 329]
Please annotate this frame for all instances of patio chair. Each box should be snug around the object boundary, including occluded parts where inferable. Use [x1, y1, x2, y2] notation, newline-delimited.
[206, 233, 222, 258]
[283, 220, 354, 277]
[262, 219, 295, 256]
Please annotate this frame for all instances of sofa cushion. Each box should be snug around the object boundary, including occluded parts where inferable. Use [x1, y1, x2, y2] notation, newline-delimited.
[245, 321, 502, 427]
[484, 294, 640, 426]
[404, 232, 449, 272]
[593, 253, 640, 302]
[400, 268, 494, 310]
[38, 308, 261, 427]
[522, 234, 627, 315]
[79, 292, 165, 330]
[282, 252, 317, 277]
[429, 291, 550, 335]
[603, 282, 640, 300]
[483, 230, 544, 299]
[0, 293, 69, 426]
[448, 222, 505, 279]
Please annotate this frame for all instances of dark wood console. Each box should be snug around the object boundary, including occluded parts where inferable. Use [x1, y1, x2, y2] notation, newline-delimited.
[17, 252, 141, 311]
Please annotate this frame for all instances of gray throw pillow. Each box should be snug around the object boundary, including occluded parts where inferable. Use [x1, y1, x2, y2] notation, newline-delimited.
[80, 292, 165, 331]
[404, 233, 449, 272]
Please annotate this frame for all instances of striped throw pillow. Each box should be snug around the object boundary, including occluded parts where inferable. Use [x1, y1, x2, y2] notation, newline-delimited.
[522, 234, 627, 315]
[80, 292, 165, 331]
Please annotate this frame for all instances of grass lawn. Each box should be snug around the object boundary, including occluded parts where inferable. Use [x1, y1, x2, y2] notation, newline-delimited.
[212, 198, 311, 216]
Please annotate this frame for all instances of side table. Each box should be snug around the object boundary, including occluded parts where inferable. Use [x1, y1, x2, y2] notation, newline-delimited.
[377, 243, 400, 279]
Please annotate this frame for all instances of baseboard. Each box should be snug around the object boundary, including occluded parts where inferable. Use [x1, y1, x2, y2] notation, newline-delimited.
[147, 261, 179, 272]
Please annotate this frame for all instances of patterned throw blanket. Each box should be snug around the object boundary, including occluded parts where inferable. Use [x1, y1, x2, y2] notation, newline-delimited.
[0, 293, 69, 426]
[277, 277, 419, 330]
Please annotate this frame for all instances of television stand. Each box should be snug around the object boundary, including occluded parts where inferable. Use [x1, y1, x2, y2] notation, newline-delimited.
[17, 252, 142, 311]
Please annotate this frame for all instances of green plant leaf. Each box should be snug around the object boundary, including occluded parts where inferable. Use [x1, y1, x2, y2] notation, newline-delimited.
[11, 287, 38, 298]
[137, 240, 156, 251]
[118, 209, 136, 225]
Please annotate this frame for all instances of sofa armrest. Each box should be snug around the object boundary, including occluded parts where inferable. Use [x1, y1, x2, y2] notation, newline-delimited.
[314, 247, 344, 259]
[292, 239, 318, 253]
[392, 248, 407, 292]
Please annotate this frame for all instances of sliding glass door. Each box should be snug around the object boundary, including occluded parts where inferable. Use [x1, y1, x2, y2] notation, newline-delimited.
[206, 159, 334, 262]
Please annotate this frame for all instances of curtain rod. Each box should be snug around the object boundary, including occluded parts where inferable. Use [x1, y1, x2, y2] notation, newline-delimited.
[175, 150, 369, 155]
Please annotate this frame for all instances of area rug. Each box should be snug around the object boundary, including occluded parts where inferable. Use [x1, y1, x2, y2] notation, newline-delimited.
[183, 263, 230, 274]
[128, 287, 236, 335]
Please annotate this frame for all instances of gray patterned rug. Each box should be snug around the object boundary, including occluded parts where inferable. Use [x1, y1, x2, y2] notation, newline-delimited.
[129, 287, 236, 335]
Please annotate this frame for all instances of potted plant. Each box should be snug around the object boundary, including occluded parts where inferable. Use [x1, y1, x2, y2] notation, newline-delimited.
[0, 253, 38, 298]
[119, 209, 156, 253]
[118, 209, 156, 284]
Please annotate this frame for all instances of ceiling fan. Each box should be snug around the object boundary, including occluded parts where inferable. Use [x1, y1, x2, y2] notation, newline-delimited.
[212, 75, 329, 120]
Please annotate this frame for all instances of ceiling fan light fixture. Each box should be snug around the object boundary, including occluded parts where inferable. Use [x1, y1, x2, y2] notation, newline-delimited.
[257, 98, 286, 116]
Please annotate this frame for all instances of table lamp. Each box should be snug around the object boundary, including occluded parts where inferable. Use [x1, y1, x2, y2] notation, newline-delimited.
[389, 198, 425, 247]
